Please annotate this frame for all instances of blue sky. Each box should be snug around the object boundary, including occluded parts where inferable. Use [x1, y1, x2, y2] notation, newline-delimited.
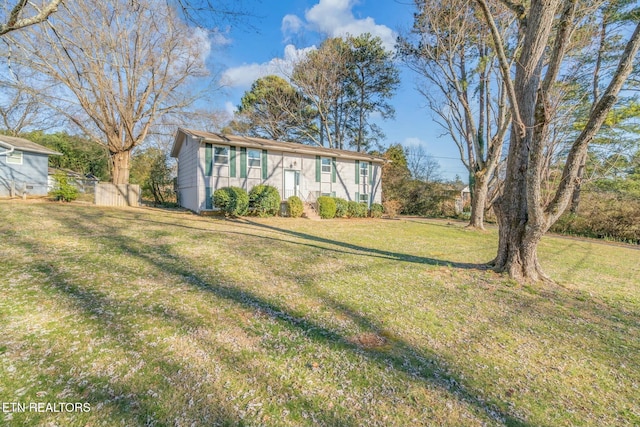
[209, 0, 469, 182]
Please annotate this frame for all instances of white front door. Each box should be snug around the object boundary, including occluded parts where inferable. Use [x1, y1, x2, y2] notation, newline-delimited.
[284, 170, 299, 199]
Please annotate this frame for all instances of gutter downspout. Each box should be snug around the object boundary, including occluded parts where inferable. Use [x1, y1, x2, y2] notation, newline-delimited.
[0, 140, 15, 156]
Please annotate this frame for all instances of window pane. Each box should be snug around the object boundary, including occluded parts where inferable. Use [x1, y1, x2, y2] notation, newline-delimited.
[321, 157, 331, 173]
[248, 150, 261, 167]
[360, 162, 368, 175]
[6, 150, 23, 165]
[359, 193, 368, 202]
[214, 147, 228, 164]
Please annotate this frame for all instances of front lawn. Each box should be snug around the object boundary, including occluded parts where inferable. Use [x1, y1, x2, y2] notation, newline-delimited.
[1, 201, 638, 426]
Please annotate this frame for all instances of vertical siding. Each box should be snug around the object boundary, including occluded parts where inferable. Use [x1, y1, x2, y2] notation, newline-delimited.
[95, 183, 140, 207]
[0, 151, 50, 197]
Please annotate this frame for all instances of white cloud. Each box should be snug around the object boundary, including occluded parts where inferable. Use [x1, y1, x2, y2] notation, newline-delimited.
[221, 44, 316, 88]
[281, 14, 304, 38]
[223, 1, 397, 89]
[224, 101, 236, 115]
[210, 27, 232, 47]
[302, 0, 397, 51]
[402, 137, 425, 147]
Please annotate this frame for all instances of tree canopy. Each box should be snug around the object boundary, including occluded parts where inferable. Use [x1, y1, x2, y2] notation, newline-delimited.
[227, 75, 317, 143]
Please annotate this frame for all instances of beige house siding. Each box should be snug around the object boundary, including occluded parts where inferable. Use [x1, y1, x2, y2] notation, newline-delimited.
[172, 129, 384, 213]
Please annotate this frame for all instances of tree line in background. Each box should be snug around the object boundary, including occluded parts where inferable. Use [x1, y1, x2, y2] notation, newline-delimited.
[226, 33, 400, 152]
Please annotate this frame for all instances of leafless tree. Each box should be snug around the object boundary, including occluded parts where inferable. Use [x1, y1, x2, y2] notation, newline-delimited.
[6, 0, 210, 184]
[406, 145, 442, 182]
[0, 0, 61, 36]
[0, 56, 58, 134]
[399, 0, 512, 229]
[474, 0, 640, 281]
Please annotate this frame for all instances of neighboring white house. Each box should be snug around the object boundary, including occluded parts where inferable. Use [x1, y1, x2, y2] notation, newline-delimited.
[170, 128, 385, 214]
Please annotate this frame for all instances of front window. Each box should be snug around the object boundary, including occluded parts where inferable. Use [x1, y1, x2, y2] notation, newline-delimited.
[321, 157, 331, 173]
[360, 162, 368, 177]
[248, 149, 261, 167]
[214, 146, 228, 164]
[6, 150, 23, 165]
[359, 193, 369, 203]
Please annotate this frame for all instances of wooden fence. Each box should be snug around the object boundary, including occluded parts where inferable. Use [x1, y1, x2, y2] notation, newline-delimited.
[95, 183, 140, 207]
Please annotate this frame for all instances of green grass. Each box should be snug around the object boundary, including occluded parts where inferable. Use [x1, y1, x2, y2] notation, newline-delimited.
[0, 201, 638, 426]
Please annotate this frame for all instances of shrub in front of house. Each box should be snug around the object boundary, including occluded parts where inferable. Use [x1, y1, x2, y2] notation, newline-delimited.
[51, 172, 79, 202]
[213, 186, 249, 217]
[383, 200, 402, 219]
[317, 196, 337, 219]
[347, 201, 368, 218]
[334, 197, 348, 218]
[248, 185, 281, 217]
[286, 196, 304, 218]
[370, 203, 384, 218]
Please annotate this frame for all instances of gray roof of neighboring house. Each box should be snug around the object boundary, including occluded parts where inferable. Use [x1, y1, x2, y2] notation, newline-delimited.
[0, 135, 61, 156]
[171, 128, 387, 163]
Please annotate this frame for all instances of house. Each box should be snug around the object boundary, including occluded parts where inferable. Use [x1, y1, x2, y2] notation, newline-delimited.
[0, 135, 61, 197]
[47, 167, 100, 194]
[170, 128, 385, 214]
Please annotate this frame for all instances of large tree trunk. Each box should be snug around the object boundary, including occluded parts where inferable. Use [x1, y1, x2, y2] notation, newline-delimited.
[493, 189, 547, 282]
[475, 0, 640, 283]
[468, 170, 489, 229]
[111, 150, 131, 184]
[491, 130, 548, 282]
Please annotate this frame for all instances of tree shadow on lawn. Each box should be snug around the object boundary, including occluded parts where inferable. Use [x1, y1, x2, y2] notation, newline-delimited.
[10, 243, 249, 427]
[98, 210, 491, 271]
[23, 208, 537, 427]
[6, 205, 638, 425]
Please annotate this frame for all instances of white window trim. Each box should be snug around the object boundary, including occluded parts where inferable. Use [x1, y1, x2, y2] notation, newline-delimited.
[321, 157, 331, 174]
[6, 150, 23, 165]
[213, 146, 229, 165]
[247, 149, 261, 168]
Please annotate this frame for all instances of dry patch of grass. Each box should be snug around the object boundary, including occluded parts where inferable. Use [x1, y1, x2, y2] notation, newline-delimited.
[0, 201, 638, 426]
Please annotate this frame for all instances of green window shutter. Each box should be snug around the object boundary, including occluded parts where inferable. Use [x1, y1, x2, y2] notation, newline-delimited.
[262, 150, 268, 180]
[315, 155, 321, 182]
[205, 144, 212, 176]
[240, 147, 247, 178]
[229, 146, 236, 177]
[205, 187, 212, 209]
[332, 157, 337, 183]
[355, 191, 360, 202]
[369, 162, 373, 185]
[355, 160, 360, 185]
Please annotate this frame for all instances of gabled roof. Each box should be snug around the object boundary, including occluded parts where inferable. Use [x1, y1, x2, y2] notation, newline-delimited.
[171, 128, 386, 163]
[0, 135, 61, 156]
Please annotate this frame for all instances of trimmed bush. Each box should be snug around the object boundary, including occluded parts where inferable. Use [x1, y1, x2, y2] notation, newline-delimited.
[213, 186, 249, 217]
[370, 203, 384, 218]
[317, 196, 337, 219]
[50, 172, 79, 202]
[334, 197, 348, 218]
[383, 200, 402, 219]
[213, 187, 231, 210]
[286, 195, 304, 218]
[248, 185, 281, 217]
[347, 201, 368, 218]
